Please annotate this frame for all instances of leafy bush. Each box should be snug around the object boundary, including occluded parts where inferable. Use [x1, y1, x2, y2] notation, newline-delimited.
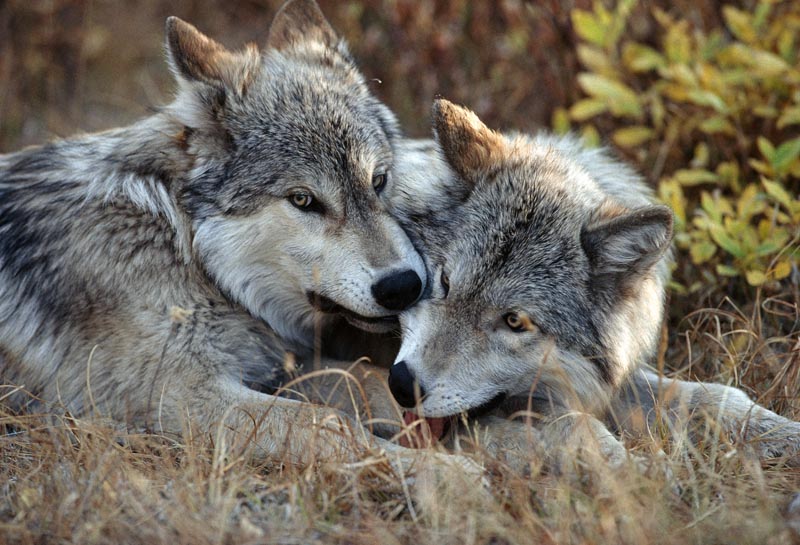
[561, 0, 800, 294]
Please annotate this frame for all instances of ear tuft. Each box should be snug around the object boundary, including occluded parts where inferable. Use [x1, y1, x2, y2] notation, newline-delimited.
[166, 16, 259, 94]
[267, 0, 338, 51]
[582, 205, 673, 281]
[432, 99, 507, 182]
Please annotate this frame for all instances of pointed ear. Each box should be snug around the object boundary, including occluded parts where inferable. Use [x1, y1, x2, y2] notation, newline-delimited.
[581, 205, 673, 281]
[432, 99, 507, 182]
[165, 17, 259, 94]
[267, 0, 338, 51]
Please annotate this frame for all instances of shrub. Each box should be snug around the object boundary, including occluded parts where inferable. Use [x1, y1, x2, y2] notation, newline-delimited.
[561, 0, 800, 296]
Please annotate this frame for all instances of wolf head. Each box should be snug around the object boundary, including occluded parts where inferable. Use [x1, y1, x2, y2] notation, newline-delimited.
[388, 100, 673, 417]
[164, 0, 425, 344]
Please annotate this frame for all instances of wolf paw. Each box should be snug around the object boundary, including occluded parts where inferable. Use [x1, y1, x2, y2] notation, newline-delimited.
[752, 420, 800, 466]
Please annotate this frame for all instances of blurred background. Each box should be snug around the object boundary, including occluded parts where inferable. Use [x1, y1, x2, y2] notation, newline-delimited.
[0, 0, 724, 147]
[1, 0, 799, 411]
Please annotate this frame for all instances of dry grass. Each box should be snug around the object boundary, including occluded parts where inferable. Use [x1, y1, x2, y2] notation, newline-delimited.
[2, 387, 799, 545]
[1, 1, 800, 544]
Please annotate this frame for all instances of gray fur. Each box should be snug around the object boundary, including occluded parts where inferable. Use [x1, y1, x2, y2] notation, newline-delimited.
[386, 100, 800, 467]
[0, 2, 482, 476]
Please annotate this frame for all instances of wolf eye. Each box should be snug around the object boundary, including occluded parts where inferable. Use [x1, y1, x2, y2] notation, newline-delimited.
[504, 312, 535, 333]
[372, 172, 388, 194]
[440, 270, 450, 298]
[288, 192, 322, 212]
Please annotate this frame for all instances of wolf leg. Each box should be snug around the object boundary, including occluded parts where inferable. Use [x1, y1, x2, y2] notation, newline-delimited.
[458, 412, 660, 477]
[612, 368, 800, 465]
[174, 379, 483, 482]
[274, 358, 404, 440]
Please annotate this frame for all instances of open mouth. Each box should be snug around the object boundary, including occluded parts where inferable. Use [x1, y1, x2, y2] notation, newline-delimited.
[306, 292, 398, 326]
[400, 391, 507, 448]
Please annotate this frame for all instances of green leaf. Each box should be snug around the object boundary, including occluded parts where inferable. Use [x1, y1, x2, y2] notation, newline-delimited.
[757, 137, 776, 162]
[754, 241, 781, 257]
[551, 108, 571, 135]
[709, 224, 745, 258]
[772, 137, 800, 173]
[580, 125, 601, 148]
[701, 191, 722, 223]
[699, 116, 735, 135]
[716, 264, 740, 277]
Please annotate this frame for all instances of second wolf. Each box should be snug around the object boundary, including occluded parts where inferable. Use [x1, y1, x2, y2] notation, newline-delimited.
[384, 99, 800, 468]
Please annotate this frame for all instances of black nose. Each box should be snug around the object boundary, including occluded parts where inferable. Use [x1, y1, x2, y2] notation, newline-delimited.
[388, 360, 425, 408]
[371, 269, 422, 311]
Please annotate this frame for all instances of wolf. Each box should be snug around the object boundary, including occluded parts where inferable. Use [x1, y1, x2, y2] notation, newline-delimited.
[383, 99, 800, 469]
[0, 0, 477, 474]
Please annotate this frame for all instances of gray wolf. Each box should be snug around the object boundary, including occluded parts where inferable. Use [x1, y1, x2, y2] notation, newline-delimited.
[0, 0, 470, 473]
[384, 99, 800, 469]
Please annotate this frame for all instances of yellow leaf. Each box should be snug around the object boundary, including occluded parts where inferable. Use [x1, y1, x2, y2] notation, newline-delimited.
[569, 98, 608, 121]
[664, 21, 692, 63]
[686, 90, 729, 113]
[691, 143, 709, 168]
[577, 73, 643, 118]
[621, 43, 665, 72]
[722, 7, 757, 44]
[772, 260, 792, 280]
[699, 116, 735, 135]
[577, 45, 614, 74]
[745, 270, 767, 286]
[751, 50, 790, 78]
[612, 126, 654, 148]
[572, 10, 607, 47]
[690, 241, 717, 264]
[777, 106, 800, 129]
[674, 169, 719, 186]
[762, 178, 796, 212]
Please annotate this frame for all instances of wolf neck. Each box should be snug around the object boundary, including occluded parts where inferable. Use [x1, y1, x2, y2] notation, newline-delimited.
[77, 115, 195, 263]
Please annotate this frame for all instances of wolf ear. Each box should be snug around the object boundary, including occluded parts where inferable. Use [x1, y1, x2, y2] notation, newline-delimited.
[166, 17, 260, 94]
[432, 99, 507, 184]
[267, 0, 338, 51]
[581, 205, 673, 286]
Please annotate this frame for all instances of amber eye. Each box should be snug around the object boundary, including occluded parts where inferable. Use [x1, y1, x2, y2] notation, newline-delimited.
[290, 193, 313, 210]
[504, 311, 534, 333]
[372, 172, 388, 193]
[440, 270, 450, 297]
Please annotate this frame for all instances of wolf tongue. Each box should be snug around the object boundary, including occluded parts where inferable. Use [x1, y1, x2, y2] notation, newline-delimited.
[401, 411, 447, 448]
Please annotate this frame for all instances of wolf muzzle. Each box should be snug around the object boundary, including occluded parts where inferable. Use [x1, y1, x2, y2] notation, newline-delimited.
[371, 269, 422, 311]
